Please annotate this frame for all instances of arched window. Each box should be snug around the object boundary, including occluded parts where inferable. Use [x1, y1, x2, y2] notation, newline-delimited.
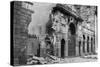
[69, 23, 76, 35]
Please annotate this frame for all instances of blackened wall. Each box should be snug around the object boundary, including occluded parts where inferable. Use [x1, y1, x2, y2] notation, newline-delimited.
[11, 1, 33, 65]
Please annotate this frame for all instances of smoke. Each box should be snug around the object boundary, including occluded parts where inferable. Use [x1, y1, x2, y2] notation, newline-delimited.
[28, 2, 56, 35]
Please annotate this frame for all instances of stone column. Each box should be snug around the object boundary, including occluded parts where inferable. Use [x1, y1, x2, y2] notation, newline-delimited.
[55, 42, 58, 56]
[89, 37, 91, 54]
[85, 38, 87, 55]
[75, 38, 79, 56]
[64, 25, 69, 57]
[58, 41, 61, 57]
[81, 40, 84, 56]
[93, 38, 96, 54]
[91, 38, 94, 54]
[65, 40, 68, 57]
[92, 43, 94, 53]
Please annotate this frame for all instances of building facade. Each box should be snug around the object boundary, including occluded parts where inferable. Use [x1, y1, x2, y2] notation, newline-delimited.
[76, 5, 97, 56]
[46, 4, 83, 58]
[45, 4, 97, 58]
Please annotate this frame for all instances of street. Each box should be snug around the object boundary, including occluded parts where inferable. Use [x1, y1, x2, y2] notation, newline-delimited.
[59, 55, 97, 63]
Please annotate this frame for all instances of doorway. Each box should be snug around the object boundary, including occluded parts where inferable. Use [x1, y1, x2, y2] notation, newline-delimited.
[87, 36, 89, 53]
[61, 39, 65, 58]
[68, 23, 76, 56]
[91, 38, 93, 53]
[79, 41, 81, 56]
[83, 35, 85, 53]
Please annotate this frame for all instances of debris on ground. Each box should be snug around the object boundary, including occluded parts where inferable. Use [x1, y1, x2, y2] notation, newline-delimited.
[82, 54, 97, 59]
[45, 54, 65, 64]
[27, 54, 97, 65]
[27, 56, 47, 65]
[27, 54, 65, 65]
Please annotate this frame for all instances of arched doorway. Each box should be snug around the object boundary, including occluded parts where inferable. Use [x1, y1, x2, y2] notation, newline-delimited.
[68, 23, 76, 56]
[93, 37, 95, 53]
[61, 39, 65, 58]
[87, 36, 89, 53]
[83, 35, 85, 53]
[91, 37, 93, 53]
[79, 40, 81, 56]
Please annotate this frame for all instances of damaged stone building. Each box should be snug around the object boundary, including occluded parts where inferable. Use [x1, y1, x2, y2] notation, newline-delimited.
[76, 5, 97, 56]
[46, 4, 83, 57]
[11, 1, 97, 65]
[45, 4, 97, 58]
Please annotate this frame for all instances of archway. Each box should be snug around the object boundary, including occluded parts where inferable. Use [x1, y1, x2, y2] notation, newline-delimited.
[69, 23, 76, 35]
[83, 35, 85, 53]
[61, 39, 65, 58]
[79, 40, 81, 56]
[87, 36, 89, 53]
[68, 23, 76, 56]
[91, 37, 93, 53]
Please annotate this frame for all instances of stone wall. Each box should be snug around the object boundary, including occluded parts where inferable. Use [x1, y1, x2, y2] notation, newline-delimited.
[11, 1, 33, 65]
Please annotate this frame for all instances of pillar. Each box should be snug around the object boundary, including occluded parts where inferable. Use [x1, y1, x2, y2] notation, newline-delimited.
[91, 37, 94, 54]
[81, 40, 84, 56]
[64, 25, 69, 57]
[58, 41, 61, 57]
[89, 36, 92, 54]
[85, 35, 87, 55]
[93, 37, 96, 54]
[75, 38, 79, 56]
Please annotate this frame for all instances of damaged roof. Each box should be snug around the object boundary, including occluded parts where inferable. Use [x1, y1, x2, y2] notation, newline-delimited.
[52, 4, 83, 22]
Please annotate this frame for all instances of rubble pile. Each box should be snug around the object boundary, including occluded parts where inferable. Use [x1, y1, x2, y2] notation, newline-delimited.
[45, 54, 65, 64]
[27, 54, 65, 65]
[27, 56, 47, 65]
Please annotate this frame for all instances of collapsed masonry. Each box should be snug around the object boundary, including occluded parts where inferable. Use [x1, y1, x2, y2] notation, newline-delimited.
[26, 4, 97, 64]
[12, 1, 97, 65]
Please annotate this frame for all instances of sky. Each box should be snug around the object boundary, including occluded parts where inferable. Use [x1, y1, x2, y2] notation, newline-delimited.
[28, 2, 56, 35]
